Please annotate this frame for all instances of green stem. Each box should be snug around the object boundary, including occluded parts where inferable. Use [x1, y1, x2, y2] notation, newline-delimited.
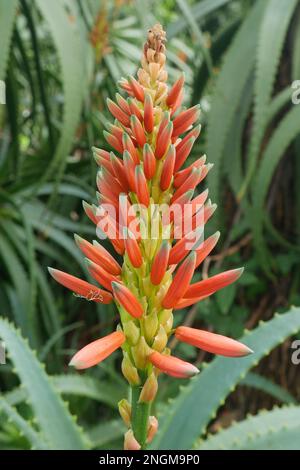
[131, 383, 151, 449]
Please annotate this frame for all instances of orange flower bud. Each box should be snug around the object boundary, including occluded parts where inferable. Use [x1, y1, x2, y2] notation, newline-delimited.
[185, 267, 244, 299]
[139, 373, 158, 403]
[144, 93, 154, 133]
[112, 281, 144, 318]
[147, 416, 158, 443]
[155, 121, 173, 159]
[149, 351, 199, 378]
[135, 165, 150, 207]
[150, 240, 170, 285]
[106, 98, 130, 127]
[118, 399, 132, 427]
[128, 75, 145, 102]
[131, 115, 147, 147]
[74, 235, 121, 275]
[166, 73, 184, 107]
[69, 331, 125, 369]
[175, 326, 253, 357]
[162, 252, 196, 309]
[48, 268, 113, 304]
[123, 228, 143, 268]
[174, 137, 196, 173]
[143, 143, 156, 179]
[160, 145, 175, 191]
[122, 132, 140, 165]
[124, 429, 141, 450]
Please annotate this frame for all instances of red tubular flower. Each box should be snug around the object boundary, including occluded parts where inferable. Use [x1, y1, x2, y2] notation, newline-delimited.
[107, 98, 130, 127]
[174, 137, 196, 173]
[166, 74, 184, 107]
[131, 115, 147, 147]
[143, 144, 156, 179]
[116, 93, 131, 114]
[149, 351, 199, 378]
[172, 105, 201, 137]
[171, 167, 202, 203]
[195, 232, 220, 268]
[162, 252, 196, 309]
[128, 97, 143, 121]
[169, 227, 203, 265]
[87, 259, 120, 292]
[69, 331, 125, 369]
[110, 153, 130, 192]
[122, 132, 140, 165]
[48, 268, 113, 303]
[123, 229, 143, 268]
[175, 326, 253, 357]
[82, 200, 98, 225]
[174, 154, 206, 187]
[150, 241, 170, 285]
[103, 130, 123, 154]
[185, 268, 244, 299]
[155, 121, 173, 159]
[135, 165, 150, 207]
[128, 75, 145, 102]
[160, 145, 175, 191]
[144, 93, 154, 133]
[74, 235, 121, 275]
[111, 281, 143, 318]
[123, 150, 137, 192]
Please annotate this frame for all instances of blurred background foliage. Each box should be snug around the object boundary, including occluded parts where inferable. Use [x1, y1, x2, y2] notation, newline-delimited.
[1, 0, 300, 450]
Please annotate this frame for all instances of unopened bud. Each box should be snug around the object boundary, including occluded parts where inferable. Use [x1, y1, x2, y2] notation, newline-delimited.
[152, 325, 168, 352]
[118, 399, 131, 427]
[123, 321, 140, 345]
[159, 309, 173, 334]
[132, 336, 151, 370]
[144, 311, 159, 342]
[139, 373, 158, 403]
[147, 416, 158, 443]
[142, 276, 153, 297]
[121, 353, 140, 385]
[124, 429, 141, 450]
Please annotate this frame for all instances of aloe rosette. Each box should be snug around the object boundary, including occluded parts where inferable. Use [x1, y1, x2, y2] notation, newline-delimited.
[48, 24, 252, 450]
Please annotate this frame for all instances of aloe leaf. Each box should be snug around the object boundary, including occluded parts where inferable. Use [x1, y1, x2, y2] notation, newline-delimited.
[206, 0, 265, 209]
[240, 372, 297, 405]
[0, 397, 49, 450]
[197, 405, 300, 450]
[0, 0, 18, 81]
[239, 0, 298, 199]
[151, 306, 300, 450]
[0, 318, 90, 449]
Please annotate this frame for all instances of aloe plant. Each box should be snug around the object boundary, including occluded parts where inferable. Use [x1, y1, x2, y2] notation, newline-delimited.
[1, 307, 300, 449]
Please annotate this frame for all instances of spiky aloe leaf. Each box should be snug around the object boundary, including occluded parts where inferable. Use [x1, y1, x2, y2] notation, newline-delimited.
[206, 0, 265, 209]
[34, 0, 87, 184]
[239, 0, 298, 199]
[5, 375, 125, 409]
[151, 306, 300, 450]
[197, 405, 300, 450]
[0, 397, 48, 450]
[0, 318, 90, 449]
[251, 104, 300, 268]
[240, 372, 297, 405]
[0, 0, 18, 81]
